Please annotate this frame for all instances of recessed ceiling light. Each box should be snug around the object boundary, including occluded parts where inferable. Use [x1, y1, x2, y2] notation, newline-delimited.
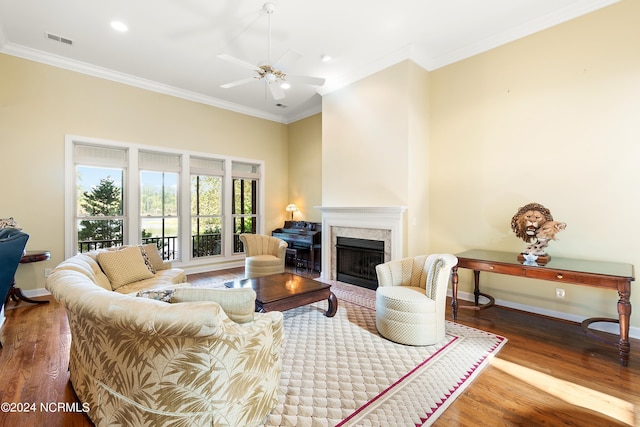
[321, 55, 332, 62]
[110, 21, 128, 32]
[281, 82, 291, 89]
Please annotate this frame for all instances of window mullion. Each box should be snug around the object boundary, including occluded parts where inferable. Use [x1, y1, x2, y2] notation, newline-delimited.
[224, 159, 234, 257]
[127, 148, 139, 247]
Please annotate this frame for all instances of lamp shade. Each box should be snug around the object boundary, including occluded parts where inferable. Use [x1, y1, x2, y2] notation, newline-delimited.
[285, 204, 298, 220]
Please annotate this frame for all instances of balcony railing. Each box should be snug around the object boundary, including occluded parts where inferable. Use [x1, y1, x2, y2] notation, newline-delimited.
[78, 233, 245, 260]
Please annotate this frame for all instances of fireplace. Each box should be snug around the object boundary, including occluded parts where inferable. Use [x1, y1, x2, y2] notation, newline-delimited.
[336, 237, 384, 290]
[318, 206, 407, 284]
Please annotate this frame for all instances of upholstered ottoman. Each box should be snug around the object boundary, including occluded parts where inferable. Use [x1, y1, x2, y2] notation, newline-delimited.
[375, 286, 443, 346]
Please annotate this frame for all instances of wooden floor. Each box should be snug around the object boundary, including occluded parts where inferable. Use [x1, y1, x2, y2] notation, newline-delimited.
[1, 267, 638, 426]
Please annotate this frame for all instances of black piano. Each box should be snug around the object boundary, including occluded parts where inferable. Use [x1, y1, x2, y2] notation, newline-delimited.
[272, 221, 321, 272]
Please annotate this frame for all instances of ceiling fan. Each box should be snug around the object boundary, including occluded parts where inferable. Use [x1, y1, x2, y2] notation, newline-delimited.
[217, 2, 326, 101]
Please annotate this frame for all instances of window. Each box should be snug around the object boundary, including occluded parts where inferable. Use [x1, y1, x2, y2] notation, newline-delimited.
[232, 162, 260, 253]
[66, 136, 264, 266]
[74, 144, 126, 253]
[191, 158, 224, 258]
[139, 151, 181, 260]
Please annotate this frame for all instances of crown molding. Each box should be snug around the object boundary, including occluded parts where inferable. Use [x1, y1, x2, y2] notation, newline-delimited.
[318, 0, 621, 92]
[0, 43, 289, 124]
[427, 0, 622, 70]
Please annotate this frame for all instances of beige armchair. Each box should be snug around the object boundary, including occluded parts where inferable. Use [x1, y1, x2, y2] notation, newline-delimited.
[239, 234, 288, 278]
[375, 254, 458, 346]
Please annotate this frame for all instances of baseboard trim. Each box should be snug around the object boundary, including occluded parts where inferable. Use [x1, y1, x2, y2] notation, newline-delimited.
[21, 288, 52, 298]
[449, 289, 640, 340]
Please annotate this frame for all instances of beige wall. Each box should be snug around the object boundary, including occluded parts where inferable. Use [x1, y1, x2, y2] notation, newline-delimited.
[1, 53, 289, 292]
[433, 0, 639, 327]
[287, 113, 322, 222]
[322, 60, 431, 255]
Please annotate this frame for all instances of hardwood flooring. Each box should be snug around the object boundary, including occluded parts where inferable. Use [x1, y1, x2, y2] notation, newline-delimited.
[1, 267, 638, 426]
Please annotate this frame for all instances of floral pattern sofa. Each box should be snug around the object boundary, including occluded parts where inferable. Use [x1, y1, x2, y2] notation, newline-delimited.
[45, 245, 284, 427]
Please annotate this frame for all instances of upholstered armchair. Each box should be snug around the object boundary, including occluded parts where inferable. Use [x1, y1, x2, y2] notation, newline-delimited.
[0, 228, 29, 346]
[239, 234, 288, 279]
[375, 254, 458, 346]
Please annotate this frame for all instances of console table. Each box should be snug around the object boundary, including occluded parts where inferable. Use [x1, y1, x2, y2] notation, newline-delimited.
[451, 249, 635, 366]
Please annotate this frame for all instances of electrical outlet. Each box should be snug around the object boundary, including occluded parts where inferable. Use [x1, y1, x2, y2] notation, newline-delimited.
[555, 288, 565, 299]
[44, 268, 52, 278]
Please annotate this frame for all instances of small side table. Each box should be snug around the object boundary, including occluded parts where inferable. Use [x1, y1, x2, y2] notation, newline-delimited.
[5, 250, 51, 305]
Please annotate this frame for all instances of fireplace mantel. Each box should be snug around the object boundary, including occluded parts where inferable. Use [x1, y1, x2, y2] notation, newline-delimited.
[317, 206, 407, 281]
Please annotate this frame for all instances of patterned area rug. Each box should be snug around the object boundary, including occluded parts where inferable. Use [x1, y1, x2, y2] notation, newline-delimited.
[261, 282, 507, 426]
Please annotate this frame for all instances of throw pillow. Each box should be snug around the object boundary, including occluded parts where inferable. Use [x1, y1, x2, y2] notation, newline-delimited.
[97, 246, 155, 290]
[140, 243, 166, 271]
[137, 289, 175, 302]
[0, 217, 21, 229]
[139, 246, 156, 274]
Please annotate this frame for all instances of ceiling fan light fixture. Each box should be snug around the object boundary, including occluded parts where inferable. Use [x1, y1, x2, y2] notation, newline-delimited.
[218, 2, 325, 100]
[110, 21, 128, 32]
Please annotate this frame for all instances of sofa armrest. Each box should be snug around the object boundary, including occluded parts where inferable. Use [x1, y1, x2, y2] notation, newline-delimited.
[172, 287, 256, 323]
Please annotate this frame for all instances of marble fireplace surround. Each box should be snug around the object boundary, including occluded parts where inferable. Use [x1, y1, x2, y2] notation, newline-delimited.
[318, 206, 407, 281]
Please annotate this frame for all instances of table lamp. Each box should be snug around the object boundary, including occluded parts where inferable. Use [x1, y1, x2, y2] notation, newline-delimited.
[285, 204, 298, 221]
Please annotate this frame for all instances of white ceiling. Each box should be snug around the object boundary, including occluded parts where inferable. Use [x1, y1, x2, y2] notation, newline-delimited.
[0, 0, 619, 123]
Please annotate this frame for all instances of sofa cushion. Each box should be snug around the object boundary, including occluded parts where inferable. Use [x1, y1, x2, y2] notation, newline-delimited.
[97, 246, 155, 290]
[152, 268, 187, 284]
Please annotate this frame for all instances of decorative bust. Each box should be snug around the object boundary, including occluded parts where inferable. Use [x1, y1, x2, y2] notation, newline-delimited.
[510, 203, 566, 261]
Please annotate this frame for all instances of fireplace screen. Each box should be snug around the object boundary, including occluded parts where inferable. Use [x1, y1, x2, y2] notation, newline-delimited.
[335, 236, 384, 290]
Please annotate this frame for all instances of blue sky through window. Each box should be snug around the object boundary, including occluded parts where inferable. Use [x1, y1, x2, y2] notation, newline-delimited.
[77, 166, 123, 192]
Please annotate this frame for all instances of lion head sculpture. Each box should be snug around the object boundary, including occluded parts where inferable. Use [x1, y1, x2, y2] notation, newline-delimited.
[511, 202, 566, 256]
[510, 203, 553, 243]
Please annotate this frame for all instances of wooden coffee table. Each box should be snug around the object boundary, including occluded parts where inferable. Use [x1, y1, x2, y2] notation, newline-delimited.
[224, 272, 337, 317]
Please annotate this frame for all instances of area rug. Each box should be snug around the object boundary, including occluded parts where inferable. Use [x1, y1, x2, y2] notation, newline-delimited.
[261, 282, 507, 426]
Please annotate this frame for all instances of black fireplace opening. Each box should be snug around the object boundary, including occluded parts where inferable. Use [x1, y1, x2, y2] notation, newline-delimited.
[335, 237, 384, 290]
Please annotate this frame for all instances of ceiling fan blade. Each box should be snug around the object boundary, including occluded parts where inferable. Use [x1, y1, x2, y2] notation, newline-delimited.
[287, 75, 326, 86]
[268, 82, 286, 100]
[273, 49, 302, 69]
[220, 77, 256, 89]
[216, 54, 261, 72]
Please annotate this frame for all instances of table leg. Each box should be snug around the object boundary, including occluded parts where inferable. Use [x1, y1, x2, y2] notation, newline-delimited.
[451, 266, 459, 320]
[325, 292, 338, 317]
[457, 269, 495, 311]
[473, 270, 481, 305]
[7, 283, 49, 305]
[310, 245, 314, 273]
[617, 284, 631, 367]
